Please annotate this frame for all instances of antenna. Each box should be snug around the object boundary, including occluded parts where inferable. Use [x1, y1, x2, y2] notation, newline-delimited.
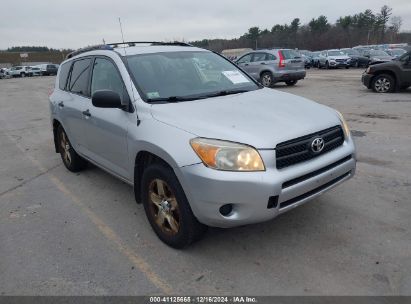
[118, 17, 140, 125]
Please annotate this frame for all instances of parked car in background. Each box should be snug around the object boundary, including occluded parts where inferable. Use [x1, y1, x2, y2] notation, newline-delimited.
[318, 50, 351, 69]
[50, 42, 355, 248]
[311, 51, 322, 67]
[362, 50, 411, 93]
[38, 64, 59, 76]
[363, 50, 393, 65]
[236, 49, 306, 87]
[0, 68, 10, 79]
[28, 66, 42, 76]
[8, 66, 30, 77]
[341, 48, 369, 68]
[386, 48, 406, 59]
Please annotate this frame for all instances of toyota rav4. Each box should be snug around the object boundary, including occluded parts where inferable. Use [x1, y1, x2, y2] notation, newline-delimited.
[50, 42, 356, 248]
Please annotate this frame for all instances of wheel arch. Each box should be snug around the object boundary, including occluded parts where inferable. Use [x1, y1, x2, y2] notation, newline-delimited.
[134, 150, 176, 204]
[372, 70, 398, 90]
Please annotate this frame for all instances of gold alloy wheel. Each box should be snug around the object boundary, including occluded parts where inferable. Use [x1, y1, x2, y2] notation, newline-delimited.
[148, 179, 180, 235]
[60, 131, 71, 166]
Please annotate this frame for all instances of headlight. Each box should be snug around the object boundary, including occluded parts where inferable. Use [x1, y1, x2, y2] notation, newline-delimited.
[190, 138, 265, 171]
[366, 67, 371, 73]
[336, 111, 351, 139]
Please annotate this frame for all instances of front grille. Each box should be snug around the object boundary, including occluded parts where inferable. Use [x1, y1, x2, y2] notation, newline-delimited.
[276, 126, 344, 169]
[336, 59, 346, 63]
[279, 171, 351, 209]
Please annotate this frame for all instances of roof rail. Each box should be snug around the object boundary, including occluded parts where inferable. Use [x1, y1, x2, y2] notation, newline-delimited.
[108, 41, 193, 48]
[66, 41, 192, 59]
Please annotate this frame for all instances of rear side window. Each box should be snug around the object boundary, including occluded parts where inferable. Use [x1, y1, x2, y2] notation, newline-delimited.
[280, 50, 300, 60]
[59, 62, 71, 90]
[68, 58, 91, 96]
[267, 54, 276, 61]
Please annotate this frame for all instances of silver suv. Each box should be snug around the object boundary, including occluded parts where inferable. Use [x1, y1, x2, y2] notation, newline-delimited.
[50, 42, 356, 248]
[236, 49, 306, 87]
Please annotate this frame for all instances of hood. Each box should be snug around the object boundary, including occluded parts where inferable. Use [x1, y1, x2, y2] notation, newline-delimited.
[329, 55, 350, 60]
[370, 56, 392, 61]
[150, 88, 341, 149]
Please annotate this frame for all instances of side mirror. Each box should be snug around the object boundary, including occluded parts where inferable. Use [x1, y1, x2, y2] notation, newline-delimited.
[92, 90, 123, 109]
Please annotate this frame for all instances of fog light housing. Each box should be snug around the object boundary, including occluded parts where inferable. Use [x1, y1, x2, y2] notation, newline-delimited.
[219, 204, 233, 216]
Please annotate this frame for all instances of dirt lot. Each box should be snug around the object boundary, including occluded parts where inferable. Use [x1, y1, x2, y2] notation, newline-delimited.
[0, 69, 410, 295]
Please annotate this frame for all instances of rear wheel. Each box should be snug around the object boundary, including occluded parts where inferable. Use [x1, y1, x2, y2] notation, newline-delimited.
[371, 74, 395, 93]
[57, 125, 87, 172]
[285, 80, 298, 86]
[141, 163, 207, 248]
[260, 72, 274, 87]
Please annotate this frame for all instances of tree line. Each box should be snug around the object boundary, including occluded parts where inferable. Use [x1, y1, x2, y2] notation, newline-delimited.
[3, 46, 73, 53]
[191, 5, 409, 52]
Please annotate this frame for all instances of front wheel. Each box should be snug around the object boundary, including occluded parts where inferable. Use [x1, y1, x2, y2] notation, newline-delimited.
[57, 125, 87, 172]
[20, 73, 26, 78]
[371, 74, 395, 93]
[141, 163, 207, 248]
[260, 72, 274, 87]
[325, 61, 330, 69]
[285, 80, 298, 86]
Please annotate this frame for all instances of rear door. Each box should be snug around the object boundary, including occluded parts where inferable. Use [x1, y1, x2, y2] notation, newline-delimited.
[280, 49, 304, 71]
[60, 58, 93, 155]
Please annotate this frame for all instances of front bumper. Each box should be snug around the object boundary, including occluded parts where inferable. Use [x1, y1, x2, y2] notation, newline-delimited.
[178, 138, 356, 228]
[362, 73, 373, 88]
[329, 61, 350, 68]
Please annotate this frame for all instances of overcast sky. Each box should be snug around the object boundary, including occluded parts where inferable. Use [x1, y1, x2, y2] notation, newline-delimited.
[1, 0, 410, 49]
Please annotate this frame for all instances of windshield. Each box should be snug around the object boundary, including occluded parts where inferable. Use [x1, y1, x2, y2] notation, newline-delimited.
[345, 49, 360, 56]
[370, 50, 389, 56]
[390, 49, 406, 55]
[126, 51, 259, 102]
[328, 51, 345, 56]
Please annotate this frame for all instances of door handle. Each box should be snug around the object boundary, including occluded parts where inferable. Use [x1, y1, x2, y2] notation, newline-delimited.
[58, 101, 64, 108]
[82, 109, 91, 117]
[260, 62, 266, 65]
[244, 63, 249, 66]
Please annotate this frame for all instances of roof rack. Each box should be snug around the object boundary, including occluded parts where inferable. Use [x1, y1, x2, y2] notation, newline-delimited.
[66, 41, 192, 59]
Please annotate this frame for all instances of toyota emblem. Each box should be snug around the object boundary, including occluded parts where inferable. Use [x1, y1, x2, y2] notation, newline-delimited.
[311, 137, 325, 153]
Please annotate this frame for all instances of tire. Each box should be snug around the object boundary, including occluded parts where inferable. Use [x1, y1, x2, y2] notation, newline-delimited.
[371, 74, 395, 93]
[285, 80, 298, 86]
[141, 163, 207, 248]
[325, 61, 329, 69]
[345, 66, 350, 69]
[20, 73, 26, 78]
[57, 125, 87, 172]
[317, 62, 322, 69]
[260, 71, 274, 88]
[355, 61, 360, 68]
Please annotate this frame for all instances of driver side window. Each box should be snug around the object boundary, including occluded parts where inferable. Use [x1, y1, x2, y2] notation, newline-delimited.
[91, 58, 128, 102]
[237, 54, 252, 64]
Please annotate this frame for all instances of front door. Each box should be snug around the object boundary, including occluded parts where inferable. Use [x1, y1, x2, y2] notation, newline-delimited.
[83, 57, 132, 180]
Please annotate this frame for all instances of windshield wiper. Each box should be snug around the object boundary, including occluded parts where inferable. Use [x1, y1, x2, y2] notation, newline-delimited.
[147, 89, 251, 103]
[203, 89, 250, 98]
[147, 96, 201, 103]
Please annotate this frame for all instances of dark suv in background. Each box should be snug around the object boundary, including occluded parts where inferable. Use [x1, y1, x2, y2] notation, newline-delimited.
[362, 50, 411, 93]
